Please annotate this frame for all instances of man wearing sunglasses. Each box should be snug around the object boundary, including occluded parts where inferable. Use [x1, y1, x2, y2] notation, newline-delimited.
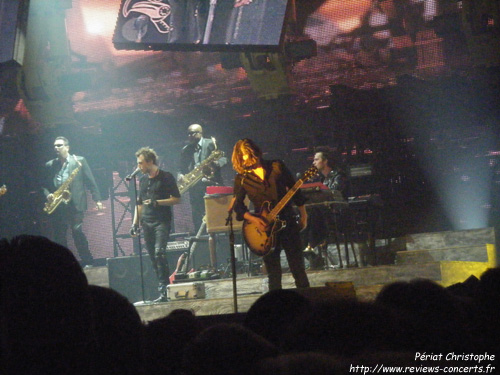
[42, 136, 103, 268]
[178, 123, 227, 232]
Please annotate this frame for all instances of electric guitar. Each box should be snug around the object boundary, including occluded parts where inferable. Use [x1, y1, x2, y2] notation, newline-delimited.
[242, 166, 318, 256]
[0, 185, 6, 197]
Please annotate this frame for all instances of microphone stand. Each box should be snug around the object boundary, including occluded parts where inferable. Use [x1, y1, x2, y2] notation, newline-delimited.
[129, 173, 149, 305]
[225, 207, 238, 313]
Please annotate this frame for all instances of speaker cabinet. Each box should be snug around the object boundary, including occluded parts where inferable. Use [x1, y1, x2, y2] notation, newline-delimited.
[107, 255, 158, 303]
[204, 194, 249, 233]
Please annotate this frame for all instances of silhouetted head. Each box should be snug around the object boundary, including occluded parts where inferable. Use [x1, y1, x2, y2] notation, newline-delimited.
[244, 289, 312, 347]
[182, 323, 279, 375]
[0, 235, 96, 372]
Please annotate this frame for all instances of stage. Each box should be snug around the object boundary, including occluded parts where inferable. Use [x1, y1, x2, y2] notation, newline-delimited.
[84, 227, 497, 322]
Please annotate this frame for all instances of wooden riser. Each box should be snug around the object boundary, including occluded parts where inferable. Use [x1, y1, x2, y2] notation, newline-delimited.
[82, 226, 497, 322]
[133, 285, 387, 322]
[404, 227, 495, 251]
[85, 262, 445, 321]
[396, 245, 489, 264]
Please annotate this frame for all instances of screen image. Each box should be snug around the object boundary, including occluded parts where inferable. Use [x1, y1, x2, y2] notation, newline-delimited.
[113, 0, 290, 52]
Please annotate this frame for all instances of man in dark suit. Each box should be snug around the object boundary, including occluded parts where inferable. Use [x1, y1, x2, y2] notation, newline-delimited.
[178, 124, 226, 231]
[42, 136, 103, 267]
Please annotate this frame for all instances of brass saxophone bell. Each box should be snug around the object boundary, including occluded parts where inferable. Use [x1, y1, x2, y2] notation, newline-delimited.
[202, 164, 215, 179]
[62, 190, 71, 202]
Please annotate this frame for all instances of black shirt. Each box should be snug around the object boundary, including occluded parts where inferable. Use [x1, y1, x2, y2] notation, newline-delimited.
[233, 159, 306, 222]
[312, 168, 348, 199]
[138, 169, 180, 223]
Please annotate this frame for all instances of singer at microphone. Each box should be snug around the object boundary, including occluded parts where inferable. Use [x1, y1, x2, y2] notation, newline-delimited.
[130, 147, 181, 303]
[126, 167, 141, 181]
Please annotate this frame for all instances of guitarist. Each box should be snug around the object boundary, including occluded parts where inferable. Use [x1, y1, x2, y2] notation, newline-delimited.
[231, 139, 310, 291]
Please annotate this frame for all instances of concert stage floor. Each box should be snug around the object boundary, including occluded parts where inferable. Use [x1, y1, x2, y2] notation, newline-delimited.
[84, 227, 497, 322]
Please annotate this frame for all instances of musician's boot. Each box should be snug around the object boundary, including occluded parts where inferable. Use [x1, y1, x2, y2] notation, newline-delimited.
[154, 283, 168, 303]
[316, 241, 328, 270]
[303, 245, 316, 270]
[72, 222, 94, 268]
[310, 247, 326, 271]
[153, 248, 170, 303]
[303, 245, 316, 257]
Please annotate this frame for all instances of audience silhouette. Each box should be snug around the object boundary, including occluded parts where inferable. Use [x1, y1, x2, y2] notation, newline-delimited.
[375, 278, 475, 353]
[1, 234, 498, 374]
[0, 235, 97, 374]
[244, 288, 312, 348]
[88, 284, 145, 375]
[143, 308, 203, 375]
[182, 323, 279, 375]
[281, 298, 404, 357]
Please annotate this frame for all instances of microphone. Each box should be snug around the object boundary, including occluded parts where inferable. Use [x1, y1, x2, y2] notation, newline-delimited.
[125, 168, 141, 181]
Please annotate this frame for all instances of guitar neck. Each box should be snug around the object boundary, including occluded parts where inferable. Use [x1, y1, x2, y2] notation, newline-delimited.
[267, 179, 305, 222]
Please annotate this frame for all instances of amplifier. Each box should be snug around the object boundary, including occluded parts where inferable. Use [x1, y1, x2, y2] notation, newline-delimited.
[135, 237, 189, 252]
[166, 240, 190, 251]
[204, 193, 249, 234]
[349, 164, 373, 178]
[107, 255, 157, 304]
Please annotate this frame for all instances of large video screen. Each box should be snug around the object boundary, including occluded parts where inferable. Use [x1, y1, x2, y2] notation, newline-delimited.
[2, 0, 496, 131]
[113, 0, 290, 52]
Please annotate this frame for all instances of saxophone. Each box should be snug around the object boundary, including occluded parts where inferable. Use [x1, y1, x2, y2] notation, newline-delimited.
[44, 156, 82, 214]
[178, 137, 224, 195]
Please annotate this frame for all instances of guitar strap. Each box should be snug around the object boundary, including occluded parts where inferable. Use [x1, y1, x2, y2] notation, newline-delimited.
[269, 160, 282, 206]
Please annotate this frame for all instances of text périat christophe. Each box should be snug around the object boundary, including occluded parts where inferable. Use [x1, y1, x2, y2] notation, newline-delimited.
[415, 352, 495, 363]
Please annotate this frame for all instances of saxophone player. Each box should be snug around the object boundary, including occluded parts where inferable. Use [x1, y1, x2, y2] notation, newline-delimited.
[42, 136, 103, 268]
[177, 124, 227, 231]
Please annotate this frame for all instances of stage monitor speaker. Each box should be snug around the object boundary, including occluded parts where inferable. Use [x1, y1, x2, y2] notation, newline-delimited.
[107, 255, 158, 303]
[205, 193, 249, 233]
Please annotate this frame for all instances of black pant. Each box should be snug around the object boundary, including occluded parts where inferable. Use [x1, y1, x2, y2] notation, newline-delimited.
[141, 220, 171, 286]
[263, 218, 310, 291]
[51, 204, 93, 266]
[189, 183, 207, 232]
[302, 206, 330, 249]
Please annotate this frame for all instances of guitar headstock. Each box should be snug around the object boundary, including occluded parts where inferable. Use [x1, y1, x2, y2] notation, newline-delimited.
[299, 166, 319, 182]
[0, 185, 6, 196]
